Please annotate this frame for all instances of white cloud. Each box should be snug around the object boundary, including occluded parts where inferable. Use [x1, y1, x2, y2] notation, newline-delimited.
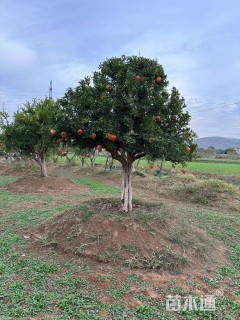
[48, 61, 93, 89]
[121, 30, 201, 99]
[0, 60, 94, 114]
[0, 34, 37, 72]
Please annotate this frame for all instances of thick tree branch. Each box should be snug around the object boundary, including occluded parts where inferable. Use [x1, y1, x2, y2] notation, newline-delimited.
[105, 147, 127, 166]
[134, 152, 146, 161]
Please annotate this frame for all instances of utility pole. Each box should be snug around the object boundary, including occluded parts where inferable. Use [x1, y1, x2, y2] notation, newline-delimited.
[49, 80, 53, 100]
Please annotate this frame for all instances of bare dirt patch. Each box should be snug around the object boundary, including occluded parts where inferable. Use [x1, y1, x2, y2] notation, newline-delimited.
[6, 175, 88, 194]
[0, 162, 15, 175]
[0, 161, 38, 176]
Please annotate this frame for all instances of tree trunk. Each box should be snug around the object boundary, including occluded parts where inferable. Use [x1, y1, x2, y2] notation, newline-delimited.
[35, 154, 48, 177]
[109, 159, 114, 171]
[104, 156, 109, 172]
[107, 149, 134, 213]
[81, 157, 85, 167]
[90, 149, 96, 167]
[40, 159, 48, 177]
[121, 160, 133, 212]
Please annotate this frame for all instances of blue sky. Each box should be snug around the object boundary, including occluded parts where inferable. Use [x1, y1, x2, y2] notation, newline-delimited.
[0, 0, 239, 138]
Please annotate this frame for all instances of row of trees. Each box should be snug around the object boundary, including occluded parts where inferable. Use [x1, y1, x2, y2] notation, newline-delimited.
[197, 146, 240, 157]
[0, 55, 196, 212]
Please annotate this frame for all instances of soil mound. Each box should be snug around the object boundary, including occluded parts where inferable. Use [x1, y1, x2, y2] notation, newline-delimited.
[176, 179, 240, 210]
[30, 199, 229, 272]
[6, 176, 88, 194]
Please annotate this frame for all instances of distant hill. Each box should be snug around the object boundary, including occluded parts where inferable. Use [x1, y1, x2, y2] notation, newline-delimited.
[194, 136, 240, 149]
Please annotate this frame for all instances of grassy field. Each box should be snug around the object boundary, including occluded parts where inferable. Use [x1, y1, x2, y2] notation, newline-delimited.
[133, 159, 240, 175]
[0, 165, 239, 319]
[171, 161, 240, 175]
[56, 155, 240, 176]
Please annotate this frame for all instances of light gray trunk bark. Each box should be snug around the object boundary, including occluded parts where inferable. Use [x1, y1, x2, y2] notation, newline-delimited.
[40, 159, 47, 177]
[121, 161, 133, 212]
[36, 155, 48, 177]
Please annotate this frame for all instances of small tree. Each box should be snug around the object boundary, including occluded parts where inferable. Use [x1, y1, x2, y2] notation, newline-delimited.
[104, 152, 116, 172]
[56, 55, 196, 212]
[0, 111, 8, 155]
[2, 99, 59, 177]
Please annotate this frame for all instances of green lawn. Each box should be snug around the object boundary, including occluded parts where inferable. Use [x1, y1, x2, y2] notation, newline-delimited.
[0, 176, 18, 187]
[168, 161, 240, 175]
[72, 177, 121, 195]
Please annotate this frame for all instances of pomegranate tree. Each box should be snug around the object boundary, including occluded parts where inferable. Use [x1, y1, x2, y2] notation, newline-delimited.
[1, 98, 60, 177]
[56, 55, 196, 212]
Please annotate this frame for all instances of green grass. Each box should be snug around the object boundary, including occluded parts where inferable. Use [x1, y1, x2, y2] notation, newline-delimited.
[191, 208, 240, 313]
[195, 157, 240, 164]
[175, 178, 240, 206]
[0, 176, 18, 187]
[178, 161, 240, 175]
[191, 209, 240, 247]
[72, 177, 121, 195]
[0, 173, 239, 319]
[139, 159, 240, 175]
[93, 155, 240, 175]
[0, 190, 53, 213]
[54, 154, 240, 175]
[0, 197, 73, 319]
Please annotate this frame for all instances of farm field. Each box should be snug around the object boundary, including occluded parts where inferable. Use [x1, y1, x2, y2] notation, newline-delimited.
[0, 161, 239, 319]
[173, 161, 240, 175]
[57, 155, 240, 175]
[133, 159, 240, 175]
